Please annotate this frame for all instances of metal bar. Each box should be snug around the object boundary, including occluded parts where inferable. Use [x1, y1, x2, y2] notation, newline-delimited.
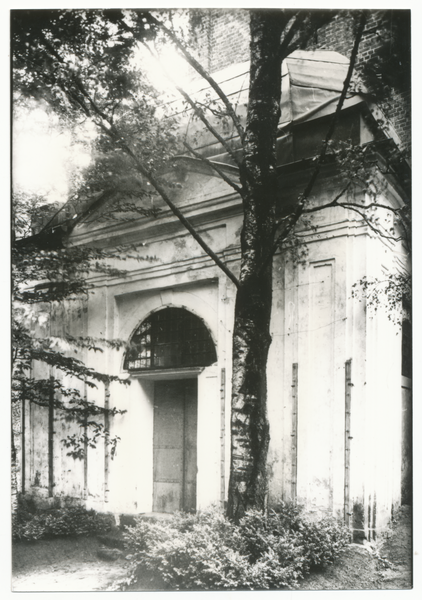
[30, 400, 34, 485]
[220, 368, 226, 507]
[182, 381, 187, 511]
[104, 381, 110, 503]
[291, 363, 298, 501]
[83, 381, 88, 499]
[21, 397, 26, 494]
[344, 359, 352, 526]
[372, 492, 377, 541]
[367, 495, 372, 541]
[48, 375, 54, 497]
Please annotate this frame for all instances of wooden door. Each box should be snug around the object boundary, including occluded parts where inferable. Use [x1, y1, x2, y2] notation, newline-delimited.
[153, 379, 197, 513]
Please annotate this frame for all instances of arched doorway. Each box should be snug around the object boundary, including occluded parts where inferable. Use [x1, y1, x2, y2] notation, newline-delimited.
[153, 379, 197, 512]
[124, 307, 217, 512]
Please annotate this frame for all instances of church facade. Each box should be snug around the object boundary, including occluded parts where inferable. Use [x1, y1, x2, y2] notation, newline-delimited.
[18, 11, 411, 542]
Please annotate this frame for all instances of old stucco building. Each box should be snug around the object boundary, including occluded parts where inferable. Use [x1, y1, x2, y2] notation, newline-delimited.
[17, 11, 411, 541]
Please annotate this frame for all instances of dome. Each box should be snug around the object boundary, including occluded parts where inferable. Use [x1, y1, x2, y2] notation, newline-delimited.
[279, 50, 364, 128]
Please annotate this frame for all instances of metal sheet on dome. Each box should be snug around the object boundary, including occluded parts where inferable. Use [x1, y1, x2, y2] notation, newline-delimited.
[279, 50, 363, 128]
[170, 51, 364, 160]
[287, 50, 349, 89]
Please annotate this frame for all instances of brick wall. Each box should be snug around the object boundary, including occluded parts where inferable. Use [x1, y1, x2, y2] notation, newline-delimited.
[192, 9, 410, 152]
[308, 11, 411, 152]
[193, 8, 250, 73]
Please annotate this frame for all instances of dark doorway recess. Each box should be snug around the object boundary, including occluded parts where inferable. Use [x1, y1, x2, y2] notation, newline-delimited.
[125, 307, 216, 371]
[153, 379, 197, 513]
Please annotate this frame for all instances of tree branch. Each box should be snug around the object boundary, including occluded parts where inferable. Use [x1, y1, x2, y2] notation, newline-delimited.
[173, 83, 242, 165]
[305, 197, 402, 216]
[36, 30, 240, 288]
[259, 11, 367, 272]
[279, 11, 337, 59]
[88, 109, 241, 287]
[118, 140, 240, 287]
[290, 188, 403, 244]
[295, 12, 367, 205]
[273, 183, 351, 238]
[142, 40, 242, 166]
[297, 182, 352, 217]
[336, 203, 401, 242]
[182, 140, 242, 195]
[146, 14, 245, 142]
[278, 11, 307, 59]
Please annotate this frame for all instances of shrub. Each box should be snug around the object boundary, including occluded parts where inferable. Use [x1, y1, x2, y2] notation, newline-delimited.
[12, 496, 113, 541]
[297, 516, 353, 570]
[124, 510, 250, 590]
[237, 508, 307, 572]
[239, 504, 352, 575]
[123, 503, 351, 591]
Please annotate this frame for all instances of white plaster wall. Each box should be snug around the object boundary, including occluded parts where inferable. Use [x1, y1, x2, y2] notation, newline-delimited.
[266, 252, 286, 501]
[345, 222, 369, 530]
[357, 231, 403, 534]
[107, 378, 154, 514]
[23, 166, 406, 532]
[197, 366, 222, 510]
[267, 227, 351, 518]
[107, 279, 221, 514]
[341, 220, 404, 537]
[266, 188, 405, 528]
[54, 374, 85, 499]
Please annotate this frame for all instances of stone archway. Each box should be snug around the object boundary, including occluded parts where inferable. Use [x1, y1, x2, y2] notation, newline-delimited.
[124, 307, 216, 372]
[124, 307, 217, 513]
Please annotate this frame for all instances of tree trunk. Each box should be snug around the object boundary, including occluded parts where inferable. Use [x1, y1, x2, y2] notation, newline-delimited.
[227, 11, 285, 521]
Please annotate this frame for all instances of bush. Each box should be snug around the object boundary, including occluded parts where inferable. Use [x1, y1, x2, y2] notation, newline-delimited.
[12, 496, 113, 541]
[297, 516, 353, 570]
[123, 503, 351, 591]
[239, 506, 352, 574]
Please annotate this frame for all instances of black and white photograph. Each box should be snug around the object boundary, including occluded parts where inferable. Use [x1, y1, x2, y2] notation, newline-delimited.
[10, 4, 414, 593]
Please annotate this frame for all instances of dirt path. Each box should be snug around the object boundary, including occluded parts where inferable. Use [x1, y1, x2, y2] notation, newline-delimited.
[11, 506, 413, 592]
[297, 505, 413, 591]
[12, 536, 128, 592]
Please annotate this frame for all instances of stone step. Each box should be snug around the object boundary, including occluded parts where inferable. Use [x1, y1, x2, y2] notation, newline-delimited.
[118, 512, 174, 530]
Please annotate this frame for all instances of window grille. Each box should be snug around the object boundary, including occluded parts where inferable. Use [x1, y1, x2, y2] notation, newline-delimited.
[124, 307, 216, 371]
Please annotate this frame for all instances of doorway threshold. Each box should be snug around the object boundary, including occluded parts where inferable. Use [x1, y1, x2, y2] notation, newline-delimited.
[138, 512, 174, 521]
[130, 367, 203, 380]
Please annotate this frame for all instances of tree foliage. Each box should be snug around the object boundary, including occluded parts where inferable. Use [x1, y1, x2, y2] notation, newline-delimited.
[11, 10, 177, 464]
[12, 191, 134, 461]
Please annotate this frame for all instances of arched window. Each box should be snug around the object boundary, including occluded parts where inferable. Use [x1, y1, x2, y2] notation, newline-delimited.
[124, 307, 217, 371]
